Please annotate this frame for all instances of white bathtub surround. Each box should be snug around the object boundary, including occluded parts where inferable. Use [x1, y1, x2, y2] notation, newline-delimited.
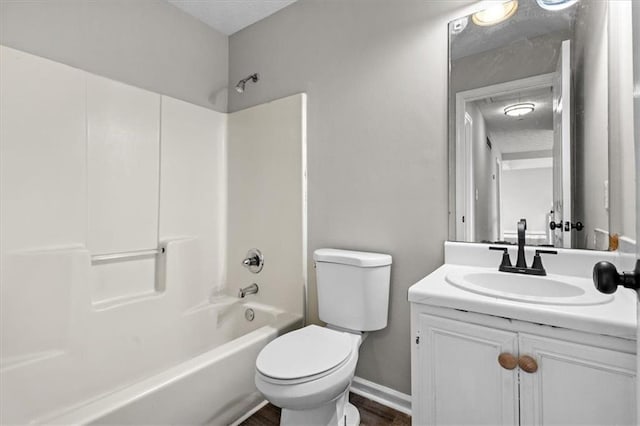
[160, 95, 228, 301]
[0, 49, 86, 254]
[0, 46, 307, 424]
[87, 75, 161, 255]
[41, 303, 301, 425]
[1, 239, 230, 423]
[227, 94, 307, 317]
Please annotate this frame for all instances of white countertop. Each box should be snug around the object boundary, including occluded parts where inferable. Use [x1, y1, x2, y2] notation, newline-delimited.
[408, 243, 638, 340]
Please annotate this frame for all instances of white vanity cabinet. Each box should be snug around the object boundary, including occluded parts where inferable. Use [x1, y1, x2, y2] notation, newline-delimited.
[411, 306, 637, 426]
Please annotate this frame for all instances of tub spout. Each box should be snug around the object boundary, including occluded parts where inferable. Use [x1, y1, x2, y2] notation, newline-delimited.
[238, 283, 259, 298]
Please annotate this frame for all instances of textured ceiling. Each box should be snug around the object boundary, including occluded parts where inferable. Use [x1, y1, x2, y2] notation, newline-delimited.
[168, 0, 298, 35]
[489, 128, 554, 155]
[477, 86, 553, 132]
[474, 85, 554, 154]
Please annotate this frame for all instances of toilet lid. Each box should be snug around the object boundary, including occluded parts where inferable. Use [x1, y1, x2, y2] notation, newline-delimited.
[256, 325, 353, 380]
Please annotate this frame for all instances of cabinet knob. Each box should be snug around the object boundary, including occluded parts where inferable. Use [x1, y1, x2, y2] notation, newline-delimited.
[518, 355, 538, 373]
[498, 352, 518, 370]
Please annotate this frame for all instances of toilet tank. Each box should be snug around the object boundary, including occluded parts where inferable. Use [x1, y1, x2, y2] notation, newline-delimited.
[314, 249, 392, 332]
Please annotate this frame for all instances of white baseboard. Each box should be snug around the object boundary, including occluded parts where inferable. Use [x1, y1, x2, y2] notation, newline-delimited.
[350, 376, 412, 416]
[230, 377, 412, 424]
[228, 399, 269, 426]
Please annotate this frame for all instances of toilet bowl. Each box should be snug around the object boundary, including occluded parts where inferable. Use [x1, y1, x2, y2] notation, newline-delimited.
[254, 249, 392, 426]
[255, 325, 363, 425]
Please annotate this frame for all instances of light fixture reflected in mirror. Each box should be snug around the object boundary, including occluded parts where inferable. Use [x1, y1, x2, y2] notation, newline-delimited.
[471, 0, 519, 27]
[536, 0, 579, 11]
[504, 102, 535, 117]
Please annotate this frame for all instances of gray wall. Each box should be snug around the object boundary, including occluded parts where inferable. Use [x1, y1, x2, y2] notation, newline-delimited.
[573, 0, 609, 249]
[229, 0, 474, 394]
[468, 102, 500, 243]
[0, 0, 228, 111]
[607, 0, 636, 244]
[501, 165, 553, 237]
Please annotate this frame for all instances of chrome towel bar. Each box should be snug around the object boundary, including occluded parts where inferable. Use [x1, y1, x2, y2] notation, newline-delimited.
[91, 248, 164, 264]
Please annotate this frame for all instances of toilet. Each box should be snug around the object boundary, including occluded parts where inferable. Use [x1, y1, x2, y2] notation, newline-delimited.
[254, 248, 392, 426]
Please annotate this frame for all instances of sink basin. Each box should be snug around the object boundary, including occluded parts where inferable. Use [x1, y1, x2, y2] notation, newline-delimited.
[445, 270, 614, 305]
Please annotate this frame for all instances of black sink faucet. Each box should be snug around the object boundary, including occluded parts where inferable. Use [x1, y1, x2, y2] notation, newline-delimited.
[489, 218, 558, 276]
[516, 218, 527, 268]
[489, 245, 557, 276]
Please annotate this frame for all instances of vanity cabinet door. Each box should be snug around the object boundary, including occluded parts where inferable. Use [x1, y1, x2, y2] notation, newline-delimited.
[518, 334, 636, 426]
[415, 314, 519, 425]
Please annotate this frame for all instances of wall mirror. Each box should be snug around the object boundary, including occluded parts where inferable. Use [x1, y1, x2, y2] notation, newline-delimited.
[448, 0, 637, 251]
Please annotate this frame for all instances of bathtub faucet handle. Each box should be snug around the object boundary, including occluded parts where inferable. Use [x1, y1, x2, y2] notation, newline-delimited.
[242, 248, 264, 273]
[238, 283, 259, 298]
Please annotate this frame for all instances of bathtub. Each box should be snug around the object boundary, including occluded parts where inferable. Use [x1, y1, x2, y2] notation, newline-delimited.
[41, 302, 302, 425]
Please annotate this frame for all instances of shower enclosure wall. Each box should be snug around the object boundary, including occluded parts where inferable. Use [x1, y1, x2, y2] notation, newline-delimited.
[0, 46, 306, 424]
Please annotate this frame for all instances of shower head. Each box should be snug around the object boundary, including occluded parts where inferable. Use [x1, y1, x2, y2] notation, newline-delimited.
[235, 73, 259, 93]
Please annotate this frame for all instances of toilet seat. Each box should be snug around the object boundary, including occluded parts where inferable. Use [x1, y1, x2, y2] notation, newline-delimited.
[256, 325, 353, 384]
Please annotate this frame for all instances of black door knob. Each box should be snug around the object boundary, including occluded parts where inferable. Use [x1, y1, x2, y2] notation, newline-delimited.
[593, 260, 640, 294]
[564, 221, 584, 231]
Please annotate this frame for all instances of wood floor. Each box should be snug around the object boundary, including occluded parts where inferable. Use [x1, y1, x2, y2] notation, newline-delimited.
[239, 393, 411, 426]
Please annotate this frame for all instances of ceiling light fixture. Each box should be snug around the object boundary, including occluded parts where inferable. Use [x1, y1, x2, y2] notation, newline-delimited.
[504, 102, 535, 117]
[472, 0, 519, 27]
[536, 0, 579, 11]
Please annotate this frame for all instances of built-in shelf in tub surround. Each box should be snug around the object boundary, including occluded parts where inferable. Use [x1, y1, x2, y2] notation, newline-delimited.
[89, 238, 201, 310]
[90, 248, 165, 307]
[90, 257, 158, 305]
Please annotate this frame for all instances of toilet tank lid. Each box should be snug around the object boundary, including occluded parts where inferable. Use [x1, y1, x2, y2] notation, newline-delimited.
[314, 249, 392, 267]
